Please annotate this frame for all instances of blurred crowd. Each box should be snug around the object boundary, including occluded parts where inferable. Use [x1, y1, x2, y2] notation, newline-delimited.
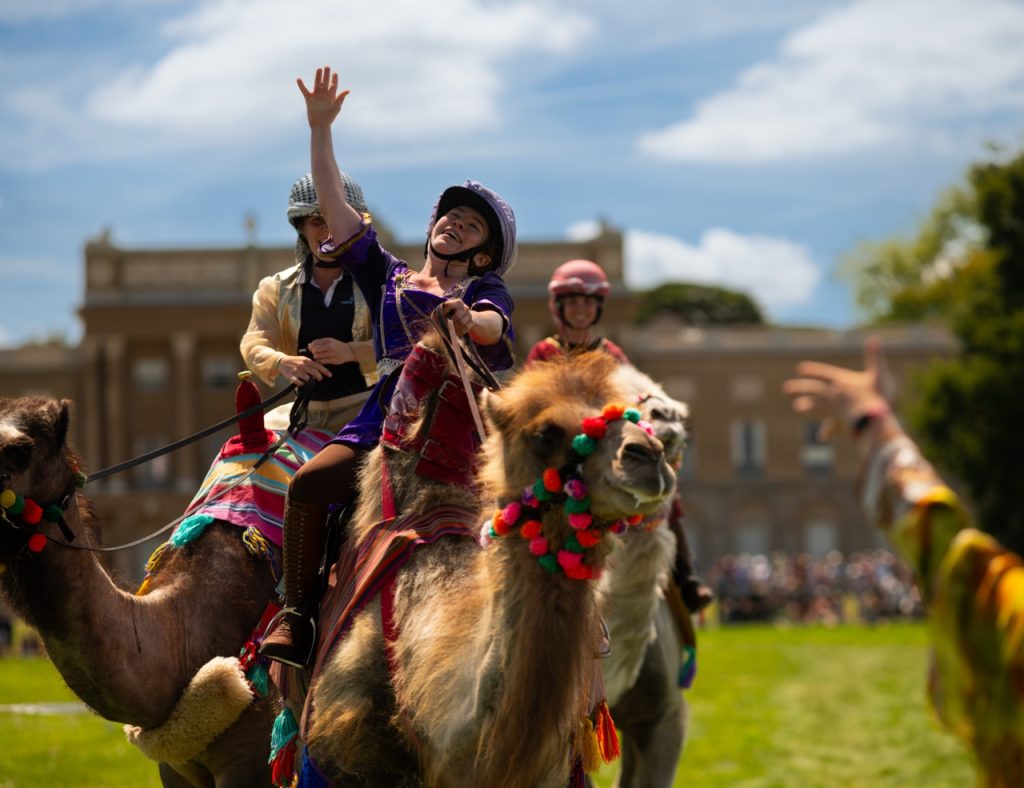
[704, 549, 924, 626]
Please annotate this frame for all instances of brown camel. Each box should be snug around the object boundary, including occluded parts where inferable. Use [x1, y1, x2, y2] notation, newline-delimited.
[0, 395, 279, 787]
[596, 365, 693, 788]
[300, 347, 677, 788]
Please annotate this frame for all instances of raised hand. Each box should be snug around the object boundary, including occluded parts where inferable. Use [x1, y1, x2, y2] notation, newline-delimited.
[297, 66, 349, 129]
[783, 336, 894, 433]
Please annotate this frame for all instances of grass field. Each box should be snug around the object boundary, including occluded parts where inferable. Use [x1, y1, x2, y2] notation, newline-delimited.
[0, 622, 974, 787]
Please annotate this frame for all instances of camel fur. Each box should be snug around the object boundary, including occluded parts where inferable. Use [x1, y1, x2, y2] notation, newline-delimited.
[303, 345, 677, 788]
[0, 396, 280, 787]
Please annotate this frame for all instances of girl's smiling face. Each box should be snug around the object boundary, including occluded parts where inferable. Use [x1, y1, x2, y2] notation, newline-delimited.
[431, 205, 490, 255]
[560, 294, 600, 329]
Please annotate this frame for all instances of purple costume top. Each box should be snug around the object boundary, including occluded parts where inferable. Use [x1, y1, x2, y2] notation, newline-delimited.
[318, 219, 515, 449]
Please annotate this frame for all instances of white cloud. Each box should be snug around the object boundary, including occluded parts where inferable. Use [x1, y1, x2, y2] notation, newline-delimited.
[622, 228, 821, 316]
[639, 0, 1024, 163]
[0, 0, 169, 24]
[84, 0, 591, 143]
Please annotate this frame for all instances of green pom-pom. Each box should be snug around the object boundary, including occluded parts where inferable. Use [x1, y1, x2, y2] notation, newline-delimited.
[269, 707, 298, 761]
[538, 554, 558, 573]
[7, 496, 25, 516]
[73, 471, 87, 489]
[247, 661, 270, 698]
[623, 407, 641, 423]
[532, 478, 554, 501]
[571, 434, 596, 456]
[564, 533, 584, 553]
[43, 504, 64, 523]
[170, 514, 215, 548]
[563, 496, 591, 514]
[488, 525, 498, 540]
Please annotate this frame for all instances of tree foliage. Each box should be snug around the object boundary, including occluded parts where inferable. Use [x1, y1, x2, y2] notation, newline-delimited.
[634, 282, 764, 326]
[851, 148, 1024, 551]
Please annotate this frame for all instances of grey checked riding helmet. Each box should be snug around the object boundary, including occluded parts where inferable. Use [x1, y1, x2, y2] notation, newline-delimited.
[287, 172, 368, 265]
[426, 181, 517, 277]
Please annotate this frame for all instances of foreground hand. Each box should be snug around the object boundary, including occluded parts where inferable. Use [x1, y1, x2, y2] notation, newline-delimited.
[783, 337, 894, 432]
[278, 354, 331, 386]
[442, 299, 475, 336]
[306, 337, 356, 366]
[297, 66, 349, 128]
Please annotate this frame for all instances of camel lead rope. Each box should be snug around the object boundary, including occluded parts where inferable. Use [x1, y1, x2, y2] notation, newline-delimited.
[445, 317, 487, 444]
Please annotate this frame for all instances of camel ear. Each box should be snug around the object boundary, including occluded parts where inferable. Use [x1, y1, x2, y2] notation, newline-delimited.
[54, 399, 71, 449]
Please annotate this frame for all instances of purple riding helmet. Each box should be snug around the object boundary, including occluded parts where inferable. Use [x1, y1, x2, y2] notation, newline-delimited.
[426, 180, 517, 277]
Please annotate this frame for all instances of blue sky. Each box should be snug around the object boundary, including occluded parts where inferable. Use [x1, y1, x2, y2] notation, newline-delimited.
[3, 0, 1024, 346]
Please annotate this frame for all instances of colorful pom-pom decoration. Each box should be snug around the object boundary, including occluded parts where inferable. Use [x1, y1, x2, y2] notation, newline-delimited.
[637, 419, 656, 436]
[21, 499, 43, 525]
[520, 519, 543, 539]
[626, 514, 644, 526]
[571, 434, 596, 456]
[73, 471, 88, 488]
[521, 486, 540, 508]
[43, 504, 64, 523]
[528, 536, 549, 557]
[532, 478, 554, 501]
[542, 467, 562, 493]
[564, 479, 588, 500]
[576, 529, 602, 549]
[568, 512, 593, 530]
[564, 533, 585, 553]
[602, 403, 625, 421]
[581, 417, 608, 439]
[501, 502, 522, 525]
[623, 407, 641, 423]
[0, 489, 15, 509]
[492, 512, 511, 536]
[564, 496, 591, 514]
[6, 495, 25, 516]
[27, 533, 47, 553]
[565, 564, 593, 581]
[538, 554, 558, 573]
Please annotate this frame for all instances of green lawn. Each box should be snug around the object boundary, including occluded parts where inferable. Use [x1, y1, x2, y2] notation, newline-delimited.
[0, 622, 974, 787]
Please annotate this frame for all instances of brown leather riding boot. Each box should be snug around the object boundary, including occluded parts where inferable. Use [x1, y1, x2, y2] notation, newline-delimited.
[259, 498, 328, 668]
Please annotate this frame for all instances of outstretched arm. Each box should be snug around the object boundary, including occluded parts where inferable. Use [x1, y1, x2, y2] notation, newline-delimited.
[297, 66, 364, 244]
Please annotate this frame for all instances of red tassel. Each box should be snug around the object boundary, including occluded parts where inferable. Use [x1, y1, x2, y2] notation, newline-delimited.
[270, 739, 296, 787]
[594, 701, 620, 763]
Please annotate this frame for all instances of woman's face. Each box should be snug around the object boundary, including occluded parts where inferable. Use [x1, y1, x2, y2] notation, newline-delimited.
[301, 215, 333, 260]
[431, 206, 490, 258]
[560, 294, 600, 330]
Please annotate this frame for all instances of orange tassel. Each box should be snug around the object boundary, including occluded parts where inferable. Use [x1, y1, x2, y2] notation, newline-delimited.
[594, 701, 620, 763]
[579, 717, 602, 774]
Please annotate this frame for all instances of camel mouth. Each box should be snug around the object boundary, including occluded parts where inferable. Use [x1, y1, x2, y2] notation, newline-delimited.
[593, 461, 676, 519]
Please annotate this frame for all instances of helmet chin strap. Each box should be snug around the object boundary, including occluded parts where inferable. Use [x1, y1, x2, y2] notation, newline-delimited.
[427, 241, 488, 276]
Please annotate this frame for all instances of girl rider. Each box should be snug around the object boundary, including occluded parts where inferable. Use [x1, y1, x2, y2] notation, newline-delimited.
[261, 66, 517, 668]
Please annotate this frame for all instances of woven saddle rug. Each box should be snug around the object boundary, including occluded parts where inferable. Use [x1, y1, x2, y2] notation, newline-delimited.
[182, 427, 335, 548]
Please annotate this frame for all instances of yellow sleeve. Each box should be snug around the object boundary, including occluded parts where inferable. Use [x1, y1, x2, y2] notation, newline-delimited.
[240, 273, 292, 386]
[863, 436, 1024, 782]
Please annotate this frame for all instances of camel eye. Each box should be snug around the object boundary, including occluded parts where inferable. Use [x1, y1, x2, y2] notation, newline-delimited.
[527, 423, 567, 461]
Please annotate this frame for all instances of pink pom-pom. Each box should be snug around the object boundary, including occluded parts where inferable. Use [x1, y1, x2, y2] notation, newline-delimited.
[501, 502, 522, 525]
[529, 537, 549, 556]
[568, 512, 593, 530]
[557, 550, 583, 570]
[637, 419, 656, 436]
[564, 479, 588, 500]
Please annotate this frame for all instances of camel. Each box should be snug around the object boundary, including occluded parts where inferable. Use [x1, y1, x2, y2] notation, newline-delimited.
[298, 344, 677, 788]
[0, 395, 282, 787]
[595, 364, 693, 788]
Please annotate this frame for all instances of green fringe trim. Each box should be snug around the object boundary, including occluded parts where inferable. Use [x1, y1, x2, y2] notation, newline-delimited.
[269, 707, 298, 761]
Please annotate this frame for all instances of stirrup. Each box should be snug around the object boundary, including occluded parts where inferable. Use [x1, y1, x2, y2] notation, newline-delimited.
[259, 607, 317, 669]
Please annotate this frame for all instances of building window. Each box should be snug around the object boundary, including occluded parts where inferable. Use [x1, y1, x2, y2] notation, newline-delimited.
[730, 375, 764, 402]
[202, 357, 238, 389]
[133, 358, 168, 392]
[804, 518, 839, 557]
[132, 436, 171, 489]
[730, 419, 766, 476]
[800, 421, 835, 475]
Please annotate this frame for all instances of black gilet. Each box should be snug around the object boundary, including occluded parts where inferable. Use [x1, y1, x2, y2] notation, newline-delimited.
[297, 262, 369, 401]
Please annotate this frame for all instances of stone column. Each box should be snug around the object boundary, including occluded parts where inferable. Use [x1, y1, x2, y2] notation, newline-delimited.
[171, 331, 198, 492]
[103, 335, 127, 494]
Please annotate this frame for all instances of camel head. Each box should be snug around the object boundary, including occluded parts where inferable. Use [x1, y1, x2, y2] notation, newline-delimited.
[479, 352, 676, 578]
[0, 396, 84, 560]
[616, 364, 688, 469]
